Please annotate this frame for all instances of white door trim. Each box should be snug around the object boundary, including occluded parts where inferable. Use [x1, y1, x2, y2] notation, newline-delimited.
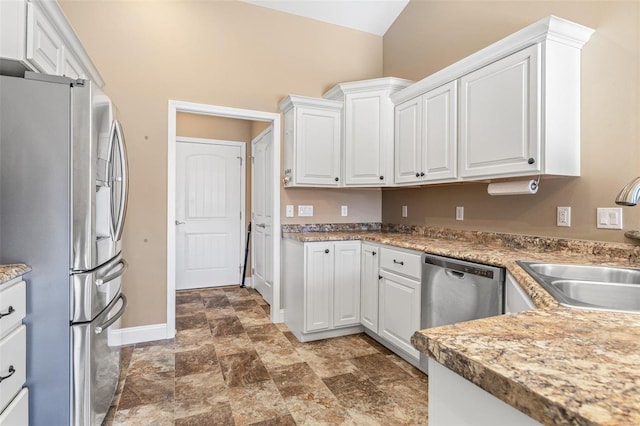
[175, 136, 246, 288]
[168, 100, 282, 339]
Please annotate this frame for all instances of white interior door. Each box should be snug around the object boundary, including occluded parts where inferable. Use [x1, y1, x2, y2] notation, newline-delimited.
[176, 140, 244, 289]
[251, 127, 274, 304]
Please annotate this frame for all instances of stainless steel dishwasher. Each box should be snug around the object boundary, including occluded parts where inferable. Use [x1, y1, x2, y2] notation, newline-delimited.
[419, 253, 505, 372]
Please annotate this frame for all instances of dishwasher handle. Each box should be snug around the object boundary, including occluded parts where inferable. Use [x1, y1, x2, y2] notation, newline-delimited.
[424, 255, 496, 280]
[445, 269, 465, 279]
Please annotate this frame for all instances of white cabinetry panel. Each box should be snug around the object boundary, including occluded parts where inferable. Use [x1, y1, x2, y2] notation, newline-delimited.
[304, 243, 333, 332]
[27, 2, 64, 75]
[333, 242, 361, 328]
[460, 44, 541, 178]
[395, 97, 422, 184]
[360, 243, 379, 332]
[422, 81, 457, 181]
[379, 272, 421, 360]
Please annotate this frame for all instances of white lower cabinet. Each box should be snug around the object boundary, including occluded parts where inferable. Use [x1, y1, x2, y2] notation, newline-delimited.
[378, 271, 421, 361]
[283, 239, 362, 342]
[360, 242, 380, 332]
[362, 244, 422, 364]
[0, 277, 28, 425]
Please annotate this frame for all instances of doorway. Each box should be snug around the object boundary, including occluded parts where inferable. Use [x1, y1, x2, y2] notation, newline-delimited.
[167, 101, 282, 339]
[175, 137, 245, 289]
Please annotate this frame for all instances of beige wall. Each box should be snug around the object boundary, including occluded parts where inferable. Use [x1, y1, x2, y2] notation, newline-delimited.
[60, 0, 383, 327]
[382, 0, 640, 243]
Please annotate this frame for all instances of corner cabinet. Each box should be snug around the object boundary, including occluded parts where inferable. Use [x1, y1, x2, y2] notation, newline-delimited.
[395, 81, 458, 184]
[323, 78, 412, 186]
[0, 0, 104, 86]
[280, 95, 342, 187]
[282, 239, 362, 342]
[392, 15, 594, 183]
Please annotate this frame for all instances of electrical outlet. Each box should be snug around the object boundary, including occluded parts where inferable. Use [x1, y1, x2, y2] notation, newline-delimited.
[597, 208, 623, 229]
[298, 205, 313, 217]
[402, 206, 408, 218]
[557, 207, 571, 227]
[456, 206, 464, 221]
[285, 205, 294, 217]
[341, 205, 348, 217]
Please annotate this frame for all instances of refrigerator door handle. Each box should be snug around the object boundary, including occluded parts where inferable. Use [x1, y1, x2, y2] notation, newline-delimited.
[112, 120, 129, 242]
[94, 293, 127, 334]
[95, 259, 128, 287]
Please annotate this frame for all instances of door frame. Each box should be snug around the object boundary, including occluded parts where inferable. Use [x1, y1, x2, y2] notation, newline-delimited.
[168, 100, 282, 339]
[175, 136, 246, 288]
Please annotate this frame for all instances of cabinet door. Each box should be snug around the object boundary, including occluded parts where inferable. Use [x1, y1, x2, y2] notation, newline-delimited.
[422, 81, 457, 182]
[360, 243, 379, 332]
[295, 107, 342, 186]
[459, 44, 541, 178]
[379, 271, 421, 360]
[333, 242, 361, 328]
[26, 2, 63, 75]
[62, 48, 85, 79]
[304, 243, 333, 332]
[344, 90, 389, 186]
[394, 97, 423, 184]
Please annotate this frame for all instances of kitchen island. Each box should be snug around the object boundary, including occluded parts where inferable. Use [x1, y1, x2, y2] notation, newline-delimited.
[283, 224, 640, 425]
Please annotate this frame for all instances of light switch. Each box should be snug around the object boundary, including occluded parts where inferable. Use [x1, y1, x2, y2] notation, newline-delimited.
[341, 205, 348, 217]
[456, 206, 464, 221]
[402, 206, 408, 218]
[596, 208, 623, 229]
[285, 205, 294, 217]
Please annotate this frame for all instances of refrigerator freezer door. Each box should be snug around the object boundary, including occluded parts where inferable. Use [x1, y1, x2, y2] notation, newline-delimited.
[71, 293, 126, 426]
[71, 253, 126, 323]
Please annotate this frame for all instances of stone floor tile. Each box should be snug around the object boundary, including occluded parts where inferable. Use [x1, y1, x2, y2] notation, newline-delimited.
[176, 311, 209, 331]
[212, 332, 254, 357]
[175, 327, 214, 352]
[174, 371, 228, 419]
[246, 414, 297, 426]
[176, 302, 205, 317]
[269, 362, 327, 398]
[117, 372, 174, 411]
[350, 353, 413, 384]
[209, 315, 245, 336]
[174, 402, 234, 426]
[112, 402, 174, 426]
[228, 380, 290, 425]
[219, 349, 271, 387]
[176, 292, 202, 305]
[175, 344, 218, 377]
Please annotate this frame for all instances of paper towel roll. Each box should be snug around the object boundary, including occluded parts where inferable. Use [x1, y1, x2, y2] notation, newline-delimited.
[487, 180, 539, 195]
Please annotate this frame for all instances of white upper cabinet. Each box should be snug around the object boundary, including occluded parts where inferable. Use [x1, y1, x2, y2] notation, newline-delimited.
[395, 81, 457, 184]
[0, 0, 103, 86]
[459, 45, 540, 178]
[324, 78, 412, 186]
[392, 15, 594, 183]
[280, 95, 343, 187]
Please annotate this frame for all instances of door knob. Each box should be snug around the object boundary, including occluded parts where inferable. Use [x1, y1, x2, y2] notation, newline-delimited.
[175, 220, 185, 225]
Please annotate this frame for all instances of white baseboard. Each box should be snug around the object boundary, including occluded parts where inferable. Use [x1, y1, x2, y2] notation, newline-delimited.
[111, 323, 169, 346]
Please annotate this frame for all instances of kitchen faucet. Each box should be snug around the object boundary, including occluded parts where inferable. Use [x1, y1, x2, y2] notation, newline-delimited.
[615, 177, 640, 206]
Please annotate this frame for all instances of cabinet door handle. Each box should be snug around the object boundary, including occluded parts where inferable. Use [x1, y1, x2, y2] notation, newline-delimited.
[334, 177, 339, 182]
[0, 306, 15, 319]
[379, 176, 384, 180]
[528, 157, 535, 164]
[372, 251, 377, 256]
[0, 365, 15, 382]
[378, 275, 383, 280]
[393, 259, 404, 266]
[415, 173, 420, 178]
[420, 172, 425, 177]
[325, 249, 330, 254]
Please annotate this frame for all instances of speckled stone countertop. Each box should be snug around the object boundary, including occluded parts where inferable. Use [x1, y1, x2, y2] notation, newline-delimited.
[283, 225, 640, 425]
[0, 264, 31, 285]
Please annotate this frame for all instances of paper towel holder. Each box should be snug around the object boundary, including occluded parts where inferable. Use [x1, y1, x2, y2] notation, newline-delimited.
[487, 176, 541, 196]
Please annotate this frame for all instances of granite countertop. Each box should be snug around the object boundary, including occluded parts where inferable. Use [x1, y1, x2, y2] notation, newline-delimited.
[0, 264, 31, 285]
[283, 227, 640, 425]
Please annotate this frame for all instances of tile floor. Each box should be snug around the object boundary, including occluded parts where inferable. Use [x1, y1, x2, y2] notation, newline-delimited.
[104, 286, 428, 425]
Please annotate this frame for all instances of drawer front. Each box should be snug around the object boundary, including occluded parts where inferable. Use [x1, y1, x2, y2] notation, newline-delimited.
[0, 281, 26, 338]
[0, 326, 26, 414]
[380, 247, 421, 279]
[0, 388, 28, 426]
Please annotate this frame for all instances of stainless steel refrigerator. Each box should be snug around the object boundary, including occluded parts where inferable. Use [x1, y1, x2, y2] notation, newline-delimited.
[0, 72, 129, 426]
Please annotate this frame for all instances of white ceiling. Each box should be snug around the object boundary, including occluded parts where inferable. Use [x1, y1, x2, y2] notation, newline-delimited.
[239, 0, 410, 36]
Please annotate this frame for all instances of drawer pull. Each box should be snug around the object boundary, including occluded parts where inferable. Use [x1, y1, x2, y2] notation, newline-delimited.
[393, 259, 404, 266]
[0, 306, 15, 319]
[0, 365, 15, 382]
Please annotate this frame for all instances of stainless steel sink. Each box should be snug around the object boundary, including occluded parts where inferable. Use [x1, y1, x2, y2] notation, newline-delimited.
[517, 261, 640, 313]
